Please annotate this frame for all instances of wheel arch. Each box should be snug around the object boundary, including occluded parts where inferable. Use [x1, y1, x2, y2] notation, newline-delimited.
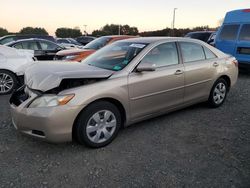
[0, 68, 17, 75]
[72, 97, 127, 140]
[218, 75, 231, 91]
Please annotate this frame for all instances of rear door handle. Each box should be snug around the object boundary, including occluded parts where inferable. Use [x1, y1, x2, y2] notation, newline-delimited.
[213, 62, 219, 67]
[175, 70, 183, 75]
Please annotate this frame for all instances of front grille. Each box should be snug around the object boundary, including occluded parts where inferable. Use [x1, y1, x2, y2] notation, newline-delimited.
[9, 86, 29, 106]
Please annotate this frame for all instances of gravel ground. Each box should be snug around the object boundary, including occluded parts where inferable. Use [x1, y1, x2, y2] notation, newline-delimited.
[0, 73, 250, 188]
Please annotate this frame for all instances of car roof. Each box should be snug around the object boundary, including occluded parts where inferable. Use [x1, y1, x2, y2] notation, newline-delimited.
[9, 38, 55, 43]
[114, 37, 211, 45]
[115, 37, 175, 43]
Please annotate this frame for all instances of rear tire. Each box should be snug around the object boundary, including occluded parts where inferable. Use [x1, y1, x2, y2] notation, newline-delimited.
[208, 78, 228, 108]
[0, 70, 17, 95]
[74, 101, 121, 148]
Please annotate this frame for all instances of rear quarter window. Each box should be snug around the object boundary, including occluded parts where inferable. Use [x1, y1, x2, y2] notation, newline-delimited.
[203, 46, 217, 59]
[239, 24, 250, 41]
[219, 24, 240, 40]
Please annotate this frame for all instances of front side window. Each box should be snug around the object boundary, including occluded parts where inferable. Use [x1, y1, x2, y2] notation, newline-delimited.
[239, 24, 250, 41]
[40, 41, 60, 50]
[13, 43, 23, 49]
[83, 42, 148, 71]
[140, 42, 179, 68]
[219, 25, 240, 40]
[180, 42, 206, 63]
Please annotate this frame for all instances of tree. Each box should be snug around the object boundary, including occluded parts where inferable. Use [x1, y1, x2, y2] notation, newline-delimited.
[19, 27, 48, 35]
[0, 27, 8, 37]
[55, 28, 82, 38]
[140, 26, 217, 37]
[92, 24, 139, 36]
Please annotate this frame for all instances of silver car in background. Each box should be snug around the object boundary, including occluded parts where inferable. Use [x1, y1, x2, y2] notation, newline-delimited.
[10, 37, 238, 148]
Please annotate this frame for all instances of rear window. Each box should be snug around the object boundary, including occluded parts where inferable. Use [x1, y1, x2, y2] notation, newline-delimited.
[219, 25, 240, 40]
[239, 24, 250, 41]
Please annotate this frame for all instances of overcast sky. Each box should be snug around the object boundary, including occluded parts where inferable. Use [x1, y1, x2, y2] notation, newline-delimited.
[0, 0, 249, 35]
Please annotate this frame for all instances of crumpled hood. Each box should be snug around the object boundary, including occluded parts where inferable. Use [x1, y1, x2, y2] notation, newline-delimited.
[25, 61, 114, 91]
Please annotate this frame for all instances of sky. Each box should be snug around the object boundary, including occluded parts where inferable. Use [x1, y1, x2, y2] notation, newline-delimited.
[0, 0, 249, 35]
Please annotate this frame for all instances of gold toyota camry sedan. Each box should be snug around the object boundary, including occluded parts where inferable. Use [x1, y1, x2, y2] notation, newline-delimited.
[10, 37, 238, 148]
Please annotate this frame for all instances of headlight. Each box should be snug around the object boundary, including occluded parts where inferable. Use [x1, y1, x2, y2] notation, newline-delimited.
[63, 55, 78, 60]
[29, 94, 75, 108]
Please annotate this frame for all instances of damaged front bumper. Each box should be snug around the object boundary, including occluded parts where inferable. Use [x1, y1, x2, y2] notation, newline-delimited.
[9, 86, 83, 143]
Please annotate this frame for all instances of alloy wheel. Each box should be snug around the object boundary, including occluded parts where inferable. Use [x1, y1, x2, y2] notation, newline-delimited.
[0, 73, 14, 94]
[86, 110, 117, 144]
[213, 82, 226, 105]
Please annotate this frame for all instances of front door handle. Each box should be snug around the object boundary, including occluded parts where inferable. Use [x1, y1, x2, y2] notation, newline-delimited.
[175, 70, 183, 75]
[213, 62, 219, 67]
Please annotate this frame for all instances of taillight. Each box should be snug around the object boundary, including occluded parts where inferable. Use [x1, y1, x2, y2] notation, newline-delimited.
[232, 59, 238, 67]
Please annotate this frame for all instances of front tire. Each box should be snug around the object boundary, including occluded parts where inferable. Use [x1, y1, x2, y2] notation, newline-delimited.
[208, 78, 228, 108]
[0, 70, 17, 95]
[74, 101, 121, 148]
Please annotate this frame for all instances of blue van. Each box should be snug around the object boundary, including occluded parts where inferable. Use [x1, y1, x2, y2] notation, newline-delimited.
[215, 9, 250, 69]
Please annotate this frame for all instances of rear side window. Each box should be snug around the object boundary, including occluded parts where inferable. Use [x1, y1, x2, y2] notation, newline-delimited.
[203, 47, 217, 59]
[180, 42, 205, 63]
[239, 24, 250, 41]
[22, 41, 39, 50]
[219, 25, 240, 40]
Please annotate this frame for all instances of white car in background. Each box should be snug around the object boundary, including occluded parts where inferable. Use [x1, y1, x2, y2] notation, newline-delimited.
[0, 45, 35, 95]
[56, 38, 84, 49]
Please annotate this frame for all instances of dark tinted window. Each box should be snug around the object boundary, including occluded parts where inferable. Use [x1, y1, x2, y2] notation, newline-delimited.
[239, 24, 250, 41]
[180, 42, 205, 63]
[203, 46, 217, 59]
[219, 25, 240, 40]
[141, 43, 179, 67]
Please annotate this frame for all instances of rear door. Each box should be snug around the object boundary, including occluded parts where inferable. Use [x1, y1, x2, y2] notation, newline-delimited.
[236, 24, 250, 64]
[128, 42, 184, 120]
[179, 42, 218, 103]
[216, 24, 240, 56]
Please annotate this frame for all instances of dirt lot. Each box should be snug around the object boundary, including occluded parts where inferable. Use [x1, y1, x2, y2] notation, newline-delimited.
[0, 73, 249, 188]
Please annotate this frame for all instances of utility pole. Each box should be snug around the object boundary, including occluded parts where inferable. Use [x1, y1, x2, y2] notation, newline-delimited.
[83, 25, 87, 36]
[118, 25, 121, 35]
[172, 8, 177, 36]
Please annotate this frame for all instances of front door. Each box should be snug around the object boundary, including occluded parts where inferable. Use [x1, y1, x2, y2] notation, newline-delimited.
[128, 42, 184, 120]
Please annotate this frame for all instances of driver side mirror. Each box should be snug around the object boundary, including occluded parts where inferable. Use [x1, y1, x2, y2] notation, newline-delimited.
[136, 62, 156, 72]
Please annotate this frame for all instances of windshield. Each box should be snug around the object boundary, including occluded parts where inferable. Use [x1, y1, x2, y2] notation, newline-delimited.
[84, 37, 111, 50]
[82, 41, 148, 71]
